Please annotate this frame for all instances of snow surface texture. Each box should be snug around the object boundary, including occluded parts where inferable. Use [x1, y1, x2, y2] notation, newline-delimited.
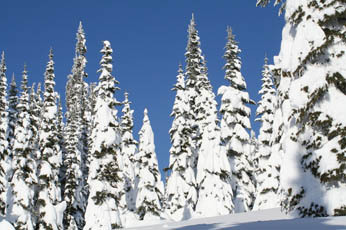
[124, 208, 346, 230]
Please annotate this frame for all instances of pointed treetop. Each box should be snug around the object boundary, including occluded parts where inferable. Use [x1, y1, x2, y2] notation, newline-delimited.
[30, 82, 36, 95]
[178, 63, 183, 74]
[11, 73, 16, 85]
[37, 82, 41, 93]
[264, 54, 268, 65]
[123, 91, 131, 105]
[49, 47, 54, 61]
[227, 26, 234, 41]
[78, 21, 84, 32]
[0, 51, 6, 72]
[143, 108, 150, 124]
[188, 13, 196, 34]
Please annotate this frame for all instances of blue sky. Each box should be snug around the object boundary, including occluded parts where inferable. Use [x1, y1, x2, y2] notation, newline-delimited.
[1, 1, 284, 175]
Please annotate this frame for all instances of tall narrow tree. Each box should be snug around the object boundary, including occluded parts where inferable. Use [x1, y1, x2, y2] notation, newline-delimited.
[218, 27, 256, 213]
[119, 92, 137, 213]
[84, 41, 123, 229]
[258, 0, 346, 217]
[8, 65, 37, 229]
[165, 64, 197, 219]
[183, 14, 205, 176]
[0, 52, 9, 216]
[8, 74, 18, 160]
[36, 49, 65, 229]
[195, 63, 234, 217]
[135, 109, 164, 220]
[64, 22, 89, 229]
[253, 57, 280, 210]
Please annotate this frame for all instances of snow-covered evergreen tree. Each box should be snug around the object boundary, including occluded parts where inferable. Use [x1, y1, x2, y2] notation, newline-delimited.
[165, 64, 197, 219]
[63, 100, 84, 230]
[253, 57, 280, 210]
[8, 74, 18, 160]
[36, 48, 65, 229]
[183, 14, 205, 174]
[84, 41, 123, 229]
[8, 64, 37, 230]
[64, 22, 89, 229]
[119, 92, 137, 213]
[0, 51, 9, 216]
[258, 0, 346, 217]
[135, 109, 164, 220]
[195, 67, 234, 217]
[217, 27, 255, 213]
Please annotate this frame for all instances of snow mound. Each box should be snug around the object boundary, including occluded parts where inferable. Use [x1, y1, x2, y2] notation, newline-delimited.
[0, 220, 15, 230]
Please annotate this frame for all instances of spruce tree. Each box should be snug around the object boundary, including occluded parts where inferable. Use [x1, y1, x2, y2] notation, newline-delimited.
[165, 64, 197, 218]
[84, 41, 122, 229]
[64, 22, 89, 229]
[0, 51, 9, 216]
[63, 100, 84, 230]
[135, 109, 164, 220]
[183, 14, 205, 174]
[259, 0, 346, 217]
[217, 27, 256, 213]
[36, 48, 65, 229]
[195, 64, 234, 217]
[8, 73, 18, 159]
[8, 64, 37, 229]
[253, 57, 280, 210]
[119, 92, 137, 212]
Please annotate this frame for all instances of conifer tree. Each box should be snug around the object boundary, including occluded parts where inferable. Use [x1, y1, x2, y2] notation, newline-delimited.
[8, 74, 18, 159]
[259, 0, 346, 217]
[253, 57, 280, 210]
[36, 49, 65, 229]
[0, 51, 9, 216]
[119, 92, 137, 212]
[183, 14, 205, 174]
[64, 22, 89, 229]
[84, 41, 122, 229]
[8, 64, 37, 229]
[218, 27, 255, 213]
[63, 100, 84, 230]
[135, 109, 164, 220]
[195, 65, 234, 217]
[165, 64, 197, 218]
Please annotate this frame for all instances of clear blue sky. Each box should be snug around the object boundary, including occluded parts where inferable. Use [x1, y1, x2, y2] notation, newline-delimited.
[1, 1, 284, 176]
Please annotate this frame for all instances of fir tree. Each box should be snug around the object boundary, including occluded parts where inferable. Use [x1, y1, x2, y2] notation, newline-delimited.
[8, 64, 37, 229]
[217, 27, 255, 213]
[119, 92, 137, 213]
[253, 57, 280, 210]
[259, 0, 346, 217]
[0, 51, 9, 216]
[84, 41, 122, 229]
[135, 109, 164, 220]
[165, 64, 197, 218]
[36, 48, 65, 229]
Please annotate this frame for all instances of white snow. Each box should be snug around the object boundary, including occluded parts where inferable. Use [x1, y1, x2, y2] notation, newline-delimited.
[124, 208, 346, 230]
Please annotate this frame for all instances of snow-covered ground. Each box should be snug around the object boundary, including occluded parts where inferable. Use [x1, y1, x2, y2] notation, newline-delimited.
[125, 208, 346, 230]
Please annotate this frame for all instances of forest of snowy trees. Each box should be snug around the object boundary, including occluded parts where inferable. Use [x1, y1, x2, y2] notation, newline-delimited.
[0, 0, 345, 229]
